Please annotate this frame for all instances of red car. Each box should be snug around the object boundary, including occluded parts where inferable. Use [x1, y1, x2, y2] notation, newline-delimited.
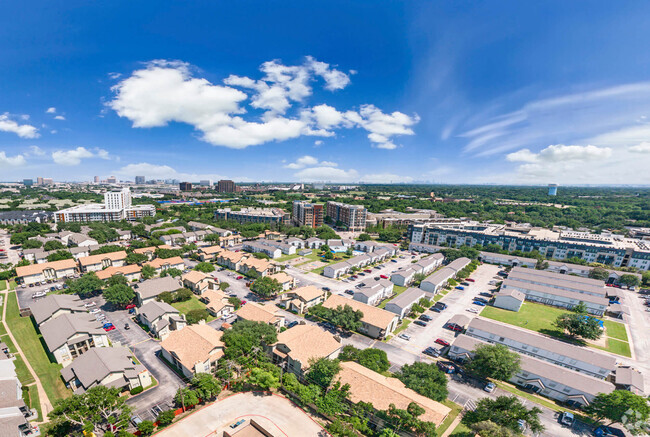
[236, 276, 243, 280]
[364, 269, 372, 273]
[446, 324, 462, 332]
[240, 300, 247, 305]
[466, 278, 475, 282]
[435, 338, 450, 347]
[125, 304, 136, 309]
[104, 325, 116, 332]
[380, 274, 389, 279]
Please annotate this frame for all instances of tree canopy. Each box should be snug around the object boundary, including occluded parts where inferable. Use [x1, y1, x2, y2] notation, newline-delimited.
[555, 312, 604, 340]
[66, 273, 103, 297]
[307, 358, 341, 387]
[194, 262, 215, 273]
[250, 276, 282, 298]
[103, 283, 135, 306]
[584, 390, 650, 433]
[309, 304, 363, 332]
[396, 362, 448, 402]
[222, 320, 278, 359]
[463, 395, 544, 435]
[466, 344, 521, 380]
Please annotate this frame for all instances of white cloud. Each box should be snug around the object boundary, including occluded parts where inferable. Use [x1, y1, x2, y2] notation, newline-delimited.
[46, 107, 56, 113]
[54, 115, 66, 121]
[28, 145, 46, 156]
[0, 151, 26, 167]
[314, 140, 323, 146]
[284, 155, 337, 169]
[51, 147, 111, 166]
[114, 162, 240, 182]
[109, 58, 418, 150]
[629, 142, 650, 153]
[506, 144, 612, 163]
[294, 166, 359, 182]
[0, 113, 39, 138]
[361, 173, 414, 183]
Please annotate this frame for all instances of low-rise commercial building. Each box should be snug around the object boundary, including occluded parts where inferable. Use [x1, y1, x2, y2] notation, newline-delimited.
[60, 346, 152, 394]
[159, 324, 225, 378]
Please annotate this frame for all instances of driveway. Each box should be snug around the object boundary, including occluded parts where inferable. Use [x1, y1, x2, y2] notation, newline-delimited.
[155, 392, 327, 437]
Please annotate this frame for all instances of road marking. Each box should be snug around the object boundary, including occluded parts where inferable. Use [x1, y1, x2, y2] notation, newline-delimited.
[131, 338, 153, 347]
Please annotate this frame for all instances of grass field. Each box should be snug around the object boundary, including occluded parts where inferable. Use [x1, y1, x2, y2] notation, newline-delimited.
[5, 292, 71, 401]
[393, 318, 412, 335]
[480, 301, 631, 356]
[24, 384, 42, 421]
[378, 285, 407, 309]
[172, 297, 216, 321]
[436, 400, 463, 436]
[0, 320, 6, 336]
[276, 253, 301, 262]
[0, 280, 6, 291]
[449, 423, 473, 436]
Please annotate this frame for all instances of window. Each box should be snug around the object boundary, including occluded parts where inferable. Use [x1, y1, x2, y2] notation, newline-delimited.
[548, 382, 557, 387]
[499, 337, 505, 342]
[521, 345, 528, 350]
[532, 348, 539, 353]
[563, 388, 571, 393]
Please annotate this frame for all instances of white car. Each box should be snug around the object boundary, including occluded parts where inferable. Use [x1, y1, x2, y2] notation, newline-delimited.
[466, 308, 479, 314]
[90, 308, 101, 314]
[398, 333, 411, 341]
[84, 302, 96, 308]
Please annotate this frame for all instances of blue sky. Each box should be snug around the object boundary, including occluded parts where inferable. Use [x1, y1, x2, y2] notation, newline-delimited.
[1, 1, 650, 184]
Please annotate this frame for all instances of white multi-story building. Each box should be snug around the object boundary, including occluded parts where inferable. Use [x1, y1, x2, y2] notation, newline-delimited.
[54, 188, 155, 223]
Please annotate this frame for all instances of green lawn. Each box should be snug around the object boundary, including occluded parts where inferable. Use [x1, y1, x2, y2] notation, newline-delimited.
[393, 318, 412, 335]
[449, 423, 473, 437]
[9, 280, 17, 290]
[480, 301, 631, 357]
[0, 280, 6, 290]
[0, 321, 7, 336]
[24, 384, 42, 421]
[276, 253, 301, 262]
[171, 297, 216, 321]
[378, 285, 407, 309]
[4, 292, 71, 401]
[436, 400, 463, 436]
[494, 380, 565, 412]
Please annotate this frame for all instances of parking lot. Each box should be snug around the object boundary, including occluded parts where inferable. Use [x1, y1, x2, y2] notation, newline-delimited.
[388, 263, 501, 356]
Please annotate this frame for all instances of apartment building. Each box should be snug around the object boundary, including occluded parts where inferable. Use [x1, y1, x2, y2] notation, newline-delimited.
[280, 286, 327, 314]
[40, 313, 110, 366]
[235, 303, 285, 328]
[326, 201, 367, 232]
[478, 252, 537, 268]
[15, 259, 79, 285]
[182, 271, 219, 294]
[78, 251, 127, 273]
[29, 294, 88, 325]
[200, 290, 235, 318]
[292, 200, 324, 228]
[449, 334, 615, 407]
[54, 188, 155, 223]
[322, 295, 398, 339]
[465, 318, 617, 378]
[353, 279, 394, 306]
[0, 358, 40, 436]
[137, 301, 186, 339]
[242, 241, 282, 259]
[159, 325, 225, 378]
[408, 222, 650, 271]
[420, 267, 458, 294]
[216, 179, 237, 193]
[144, 256, 185, 275]
[94, 264, 142, 282]
[507, 267, 607, 297]
[214, 207, 289, 225]
[384, 287, 429, 319]
[134, 277, 182, 306]
[269, 324, 341, 377]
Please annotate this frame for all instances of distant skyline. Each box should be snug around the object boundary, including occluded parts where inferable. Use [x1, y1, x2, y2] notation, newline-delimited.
[1, 1, 650, 185]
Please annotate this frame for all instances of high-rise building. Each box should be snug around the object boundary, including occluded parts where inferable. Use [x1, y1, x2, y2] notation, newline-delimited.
[23, 179, 33, 187]
[217, 179, 236, 193]
[54, 188, 155, 223]
[94, 176, 100, 183]
[292, 200, 324, 228]
[199, 179, 213, 187]
[326, 201, 367, 232]
[106, 175, 117, 184]
[548, 184, 558, 196]
[135, 176, 145, 184]
[179, 182, 193, 191]
[43, 178, 54, 185]
[37, 177, 44, 185]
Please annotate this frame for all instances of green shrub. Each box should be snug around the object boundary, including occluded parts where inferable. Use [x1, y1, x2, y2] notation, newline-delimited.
[130, 386, 143, 395]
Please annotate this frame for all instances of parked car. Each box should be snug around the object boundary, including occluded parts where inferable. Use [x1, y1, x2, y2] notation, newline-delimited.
[419, 314, 432, 322]
[236, 276, 243, 280]
[423, 347, 440, 357]
[434, 302, 448, 310]
[374, 276, 380, 281]
[32, 292, 47, 299]
[286, 321, 299, 329]
[364, 269, 372, 273]
[466, 307, 479, 314]
[559, 411, 574, 427]
[380, 274, 389, 279]
[413, 320, 428, 327]
[435, 338, 450, 347]
[446, 323, 462, 332]
[323, 287, 330, 292]
[230, 419, 245, 429]
[90, 308, 101, 314]
[484, 382, 496, 393]
[461, 282, 470, 286]
[345, 289, 354, 295]
[398, 333, 411, 341]
[104, 325, 116, 332]
[472, 300, 487, 306]
[150, 405, 163, 417]
[125, 304, 136, 309]
[593, 425, 625, 437]
[455, 286, 465, 290]
[391, 259, 398, 263]
[131, 415, 143, 427]
[479, 292, 492, 297]
[466, 278, 475, 282]
[431, 307, 442, 313]
[474, 297, 488, 303]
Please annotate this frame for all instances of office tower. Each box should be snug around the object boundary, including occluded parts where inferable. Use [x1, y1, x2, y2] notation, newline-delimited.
[179, 182, 192, 191]
[23, 179, 33, 187]
[135, 176, 145, 184]
[216, 179, 236, 193]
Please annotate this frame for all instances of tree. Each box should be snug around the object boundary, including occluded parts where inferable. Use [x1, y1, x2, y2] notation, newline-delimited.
[186, 309, 209, 324]
[555, 313, 604, 340]
[381, 402, 437, 437]
[194, 262, 215, 273]
[157, 291, 174, 304]
[204, 233, 220, 244]
[47, 250, 74, 262]
[643, 271, 650, 287]
[248, 367, 280, 390]
[125, 252, 148, 265]
[463, 396, 544, 435]
[104, 284, 135, 307]
[220, 282, 230, 291]
[191, 373, 222, 401]
[584, 390, 650, 431]
[397, 362, 448, 401]
[358, 233, 372, 241]
[161, 267, 183, 278]
[157, 410, 175, 427]
[470, 420, 519, 437]
[619, 274, 641, 288]
[17, 258, 31, 267]
[48, 386, 132, 435]
[589, 267, 610, 281]
[323, 251, 334, 260]
[309, 304, 363, 332]
[174, 387, 199, 408]
[107, 275, 128, 288]
[141, 264, 156, 279]
[228, 296, 241, 310]
[412, 273, 426, 286]
[137, 420, 155, 436]
[250, 276, 282, 298]
[357, 348, 390, 373]
[572, 302, 588, 315]
[466, 344, 521, 381]
[307, 358, 341, 387]
[22, 239, 43, 249]
[66, 273, 104, 297]
[339, 345, 360, 362]
[174, 288, 193, 302]
[222, 320, 278, 359]
[315, 381, 351, 416]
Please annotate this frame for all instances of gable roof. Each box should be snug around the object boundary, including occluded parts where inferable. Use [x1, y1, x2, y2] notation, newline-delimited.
[40, 313, 105, 351]
[160, 324, 224, 369]
[336, 361, 451, 426]
[138, 300, 179, 322]
[16, 259, 78, 278]
[30, 294, 87, 325]
[95, 264, 141, 280]
[134, 276, 182, 300]
[145, 256, 185, 269]
[322, 295, 397, 330]
[268, 271, 293, 284]
[182, 270, 213, 284]
[288, 285, 324, 302]
[274, 325, 340, 368]
[236, 302, 282, 324]
[78, 251, 127, 266]
[133, 244, 172, 254]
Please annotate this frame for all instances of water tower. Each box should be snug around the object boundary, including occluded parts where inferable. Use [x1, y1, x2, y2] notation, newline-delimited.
[548, 184, 558, 196]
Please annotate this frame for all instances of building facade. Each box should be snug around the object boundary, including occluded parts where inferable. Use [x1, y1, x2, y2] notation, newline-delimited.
[292, 200, 324, 228]
[54, 188, 155, 223]
[326, 201, 367, 232]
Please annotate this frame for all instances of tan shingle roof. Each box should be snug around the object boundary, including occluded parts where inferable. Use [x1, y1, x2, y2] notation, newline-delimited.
[336, 361, 451, 426]
[160, 324, 224, 369]
[182, 270, 212, 284]
[274, 325, 340, 369]
[241, 257, 272, 272]
[145, 256, 185, 269]
[236, 302, 282, 324]
[268, 272, 293, 284]
[322, 295, 397, 331]
[78, 251, 127, 266]
[16, 259, 78, 278]
[200, 245, 223, 255]
[219, 250, 247, 263]
[133, 244, 172, 254]
[95, 264, 141, 280]
[288, 285, 324, 302]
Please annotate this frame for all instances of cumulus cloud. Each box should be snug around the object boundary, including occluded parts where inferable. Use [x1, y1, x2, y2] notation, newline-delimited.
[46, 107, 57, 114]
[51, 147, 111, 166]
[0, 151, 27, 167]
[630, 142, 650, 153]
[314, 140, 323, 146]
[506, 144, 612, 163]
[284, 155, 338, 169]
[28, 145, 46, 156]
[294, 166, 359, 182]
[109, 58, 419, 150]
[0, 113, 39, 138]
[54, 115, 66, 121]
